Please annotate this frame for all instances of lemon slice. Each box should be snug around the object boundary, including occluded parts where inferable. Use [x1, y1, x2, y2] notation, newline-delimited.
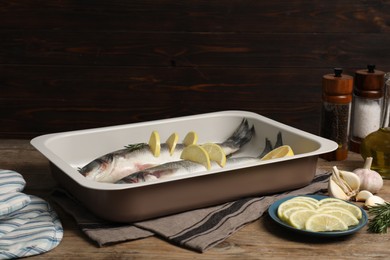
[290, 196, 320, 204]
[260, 145, 294, 161]
[317, 208, 359, 226]
[282, 207, 307, 222]
[166, 132, 179, 156]
[318, 198, 345, 206]
[305, 213, 348, 232]
[180, 144, 211, 170]
[319, 202, 362, 220]
[201, 143, 227, 167]
[289, 197, 319, 209]
[288, 209, 317, 229]
[277, 200, 316, 220]
[149, 131, 161, 157]
[183, 131, 198, 146]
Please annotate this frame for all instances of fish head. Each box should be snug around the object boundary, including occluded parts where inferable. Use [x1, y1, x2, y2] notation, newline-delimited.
[78, 154, 115, 181]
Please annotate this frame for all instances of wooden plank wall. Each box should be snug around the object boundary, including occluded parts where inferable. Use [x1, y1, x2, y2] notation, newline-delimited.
[1, 0, 390, 139]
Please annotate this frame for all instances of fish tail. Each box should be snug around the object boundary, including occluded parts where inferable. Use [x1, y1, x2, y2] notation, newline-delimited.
[221, 118, 255, 153]
[259, 138, 273, 158]
[258, 131, 284, 158]
[274, 131, 283, 149]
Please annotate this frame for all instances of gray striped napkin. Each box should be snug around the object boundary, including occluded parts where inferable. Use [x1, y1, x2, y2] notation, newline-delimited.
[52, 169, 330, 252]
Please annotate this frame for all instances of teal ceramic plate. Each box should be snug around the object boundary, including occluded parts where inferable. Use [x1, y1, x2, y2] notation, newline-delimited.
[268, 195, 368, 237]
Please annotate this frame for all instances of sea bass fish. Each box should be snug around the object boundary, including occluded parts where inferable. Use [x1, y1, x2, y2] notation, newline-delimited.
[117, 156, 261, 184]
[79, 119, 255, 183]
[117, 132, 283, 184]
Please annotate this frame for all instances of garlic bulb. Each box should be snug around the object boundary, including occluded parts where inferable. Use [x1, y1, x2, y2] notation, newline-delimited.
[353, 157, 383, 194]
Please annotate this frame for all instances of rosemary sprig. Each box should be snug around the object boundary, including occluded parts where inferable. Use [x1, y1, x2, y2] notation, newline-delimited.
[367, 202, 390, 234]
[124, 143, 147, 152]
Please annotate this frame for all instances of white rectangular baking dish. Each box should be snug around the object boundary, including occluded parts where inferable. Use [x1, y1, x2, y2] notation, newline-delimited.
[31, 110, 337, 222]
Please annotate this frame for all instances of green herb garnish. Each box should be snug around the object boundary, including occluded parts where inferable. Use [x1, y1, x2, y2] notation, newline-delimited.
[367, 202, 390, 234]
[124, 143, 147, 152]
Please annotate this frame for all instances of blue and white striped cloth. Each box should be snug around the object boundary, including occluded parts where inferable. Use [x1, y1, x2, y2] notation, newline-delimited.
[0, 193, 31, 218]
[0, 170, 63, 259]
[0, 170, 26, 194]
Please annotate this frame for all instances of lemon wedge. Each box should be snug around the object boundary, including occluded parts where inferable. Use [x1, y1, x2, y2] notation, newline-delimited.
[149, 131, 161, 157]
[201, 143, 226, 167]
[183, 131, 198, 146]
[260, 145, 294, 161]
[305, 214, 348, 232]
[166, 132, 179, 156]
[180, 144, 211, 170]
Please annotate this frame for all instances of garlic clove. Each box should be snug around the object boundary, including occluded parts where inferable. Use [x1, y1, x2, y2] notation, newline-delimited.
[339, 170, 361, 192]
[356, 190, 373, 202]
[364, 195, 386, 208]
[331, 166, 352, 195]
[328, 179, 349, 200]
[330, 166, 360, 199]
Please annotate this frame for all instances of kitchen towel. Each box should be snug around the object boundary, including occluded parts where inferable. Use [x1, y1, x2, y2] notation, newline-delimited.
[0, 170, 63, 259]
[51, 169, 330, 252]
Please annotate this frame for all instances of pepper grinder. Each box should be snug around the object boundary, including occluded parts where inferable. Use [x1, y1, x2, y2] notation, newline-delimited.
[350, 65, 385, 153]
[320, 68, 353, 161]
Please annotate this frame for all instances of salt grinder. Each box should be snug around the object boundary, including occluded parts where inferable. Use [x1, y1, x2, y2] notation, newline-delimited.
[320, 68, 353, 161]
[350, 65, 385, 153]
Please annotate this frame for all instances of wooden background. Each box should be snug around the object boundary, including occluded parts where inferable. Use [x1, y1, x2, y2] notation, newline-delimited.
[1, 0, 390, 139]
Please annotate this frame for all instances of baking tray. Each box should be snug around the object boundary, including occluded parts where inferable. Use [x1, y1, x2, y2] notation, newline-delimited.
[31, 110, 337, 223]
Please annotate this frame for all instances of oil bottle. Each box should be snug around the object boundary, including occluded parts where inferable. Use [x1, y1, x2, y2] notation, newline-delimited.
[361, 72, 390, 179]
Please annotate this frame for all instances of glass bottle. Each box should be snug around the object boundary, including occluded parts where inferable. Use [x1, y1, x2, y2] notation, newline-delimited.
[361, 72, 390, 179]
[350, 65, 385, 153]
[320, 68, 353, 161]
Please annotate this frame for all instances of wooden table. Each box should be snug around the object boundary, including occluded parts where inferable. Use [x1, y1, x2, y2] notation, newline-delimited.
[1, 139, 389, 259]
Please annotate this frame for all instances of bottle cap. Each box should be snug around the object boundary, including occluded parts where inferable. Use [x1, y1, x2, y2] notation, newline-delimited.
[322, 68, 353, 104]
[354, 64, 385, 98]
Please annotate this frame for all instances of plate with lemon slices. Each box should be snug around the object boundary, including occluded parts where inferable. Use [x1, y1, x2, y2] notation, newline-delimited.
[268, 195, 368, 237]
